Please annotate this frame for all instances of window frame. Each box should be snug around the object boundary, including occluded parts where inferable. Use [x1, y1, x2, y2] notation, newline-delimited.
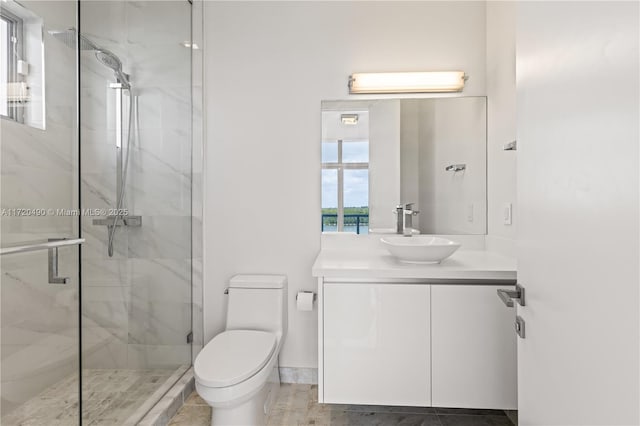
[1, 8, 24, 122]
[322, 138, 369, 232]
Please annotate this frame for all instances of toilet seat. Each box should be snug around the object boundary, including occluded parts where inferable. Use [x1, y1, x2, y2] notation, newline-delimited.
[195, 330, 276, 388]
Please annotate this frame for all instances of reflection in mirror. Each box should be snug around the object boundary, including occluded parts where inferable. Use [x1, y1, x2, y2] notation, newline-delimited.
[0, 0, 45, 129]
[321, 110, 370, 234]
[321, 97, 487, 235]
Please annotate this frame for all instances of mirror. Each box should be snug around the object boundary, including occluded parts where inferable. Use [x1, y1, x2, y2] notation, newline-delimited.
[321, 97, 487, 235]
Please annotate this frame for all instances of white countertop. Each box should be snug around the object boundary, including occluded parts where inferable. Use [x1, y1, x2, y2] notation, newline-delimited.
[312, 248, 517, 282]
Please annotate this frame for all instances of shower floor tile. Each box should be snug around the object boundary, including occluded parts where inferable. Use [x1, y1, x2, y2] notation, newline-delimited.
[1, 369, 176, 426]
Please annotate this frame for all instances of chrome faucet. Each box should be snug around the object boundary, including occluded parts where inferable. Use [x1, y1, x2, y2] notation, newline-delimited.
[394, 203, 420, 236]
[395, 205, 404, 234]
[403, 203, 419, 236]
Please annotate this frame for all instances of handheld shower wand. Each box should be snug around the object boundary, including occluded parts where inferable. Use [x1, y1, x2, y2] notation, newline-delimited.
[49, 28, 141, 257]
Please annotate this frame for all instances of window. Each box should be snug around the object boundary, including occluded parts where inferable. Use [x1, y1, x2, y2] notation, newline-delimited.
[321, 139, 369, 234]
[0, 8, 23, 121]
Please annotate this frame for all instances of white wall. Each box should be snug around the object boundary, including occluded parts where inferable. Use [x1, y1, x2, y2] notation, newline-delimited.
[429, 98, 487, 234]
[368, 100, 400, 230]
[486, 1, 516, 252]
[400, 101, 422, 229]
[401, 98, 487, 235]
[204, 1, 487, 368]
[416, 101, 436, 232]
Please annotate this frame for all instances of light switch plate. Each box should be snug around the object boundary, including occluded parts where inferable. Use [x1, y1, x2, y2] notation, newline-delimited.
[503, 203, 512, 225]
[467, 204, 474, 222]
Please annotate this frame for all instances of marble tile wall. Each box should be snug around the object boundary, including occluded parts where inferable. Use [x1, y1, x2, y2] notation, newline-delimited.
[79, 0, 195, 370]
[279, 367, 319, 385]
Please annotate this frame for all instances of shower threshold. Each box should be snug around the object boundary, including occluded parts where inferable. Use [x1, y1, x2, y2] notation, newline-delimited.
[1, 365, 189, 426]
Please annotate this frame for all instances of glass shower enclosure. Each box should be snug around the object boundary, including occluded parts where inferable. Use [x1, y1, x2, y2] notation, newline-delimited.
[0, 1, 195, 424]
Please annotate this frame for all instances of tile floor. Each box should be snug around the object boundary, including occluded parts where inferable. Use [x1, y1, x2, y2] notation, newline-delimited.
[169, 384, 518, 426]
[1, 369, 176, 426]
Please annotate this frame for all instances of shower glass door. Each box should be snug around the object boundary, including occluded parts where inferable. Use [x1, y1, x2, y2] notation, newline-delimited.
[0, 0, 81, 424]
[1, 0, 193, 423]
[79, 1, 193, 424]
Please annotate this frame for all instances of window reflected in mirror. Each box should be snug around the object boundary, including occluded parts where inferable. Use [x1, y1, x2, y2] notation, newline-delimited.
[321, 110, 370, 234]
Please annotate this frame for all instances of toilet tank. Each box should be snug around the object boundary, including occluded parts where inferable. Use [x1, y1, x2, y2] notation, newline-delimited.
[225, 275, 288, 343]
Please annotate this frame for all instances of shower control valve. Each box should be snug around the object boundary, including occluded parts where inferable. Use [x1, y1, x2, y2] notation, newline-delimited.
[92, 215, 142, 228]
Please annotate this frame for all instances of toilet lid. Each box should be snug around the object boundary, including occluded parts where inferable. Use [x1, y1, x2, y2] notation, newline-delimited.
[195, 330, 277, 388]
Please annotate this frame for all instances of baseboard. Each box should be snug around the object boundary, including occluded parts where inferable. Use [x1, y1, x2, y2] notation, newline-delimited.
[279, 367, 318, 385]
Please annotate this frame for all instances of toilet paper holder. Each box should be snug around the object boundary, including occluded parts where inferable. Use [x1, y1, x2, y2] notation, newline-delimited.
[296, 291, 316, 301]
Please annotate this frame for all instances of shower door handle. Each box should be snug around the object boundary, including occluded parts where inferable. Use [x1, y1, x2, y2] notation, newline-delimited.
[0, 238, 84, 256]
[0, 238, 84, 283]
[48, 238, 70, 284]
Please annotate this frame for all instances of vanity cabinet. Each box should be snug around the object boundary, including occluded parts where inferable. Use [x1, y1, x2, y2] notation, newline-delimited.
[323, 283, 431, 406]
[320, 281, 517, 409]
[431, 285, 517, 409]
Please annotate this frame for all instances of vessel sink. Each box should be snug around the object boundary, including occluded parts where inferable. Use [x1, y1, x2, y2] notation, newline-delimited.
[380, 236, 461, 264]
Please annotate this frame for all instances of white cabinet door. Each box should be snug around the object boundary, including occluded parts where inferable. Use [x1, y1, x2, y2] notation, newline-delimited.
[323, 283, 430, 406]
[431, 285, 517, 409]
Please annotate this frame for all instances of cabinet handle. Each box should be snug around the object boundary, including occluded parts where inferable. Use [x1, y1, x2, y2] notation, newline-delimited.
[515, 316, 526, 339]
[497, 284, 525, 307]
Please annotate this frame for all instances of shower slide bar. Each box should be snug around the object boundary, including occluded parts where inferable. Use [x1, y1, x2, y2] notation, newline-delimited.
[0, 238, 85, 256]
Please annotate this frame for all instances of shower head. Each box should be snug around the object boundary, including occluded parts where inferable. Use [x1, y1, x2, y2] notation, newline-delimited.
[48, 27, 131, 87]
[48, 28, 99, 51]
[95, 50, 130, 87]
[95, 50, 122, 71]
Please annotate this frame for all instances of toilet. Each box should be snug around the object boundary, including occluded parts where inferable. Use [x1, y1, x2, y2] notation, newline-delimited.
[194, 274, 288, 426]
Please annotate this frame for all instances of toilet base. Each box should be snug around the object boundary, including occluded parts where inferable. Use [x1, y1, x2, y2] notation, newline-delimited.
[211, 379, 279, 426]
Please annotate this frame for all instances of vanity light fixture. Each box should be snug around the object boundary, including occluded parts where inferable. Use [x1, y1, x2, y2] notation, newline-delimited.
[340, 114, 359, 125]
[348, 71, 466, 94]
